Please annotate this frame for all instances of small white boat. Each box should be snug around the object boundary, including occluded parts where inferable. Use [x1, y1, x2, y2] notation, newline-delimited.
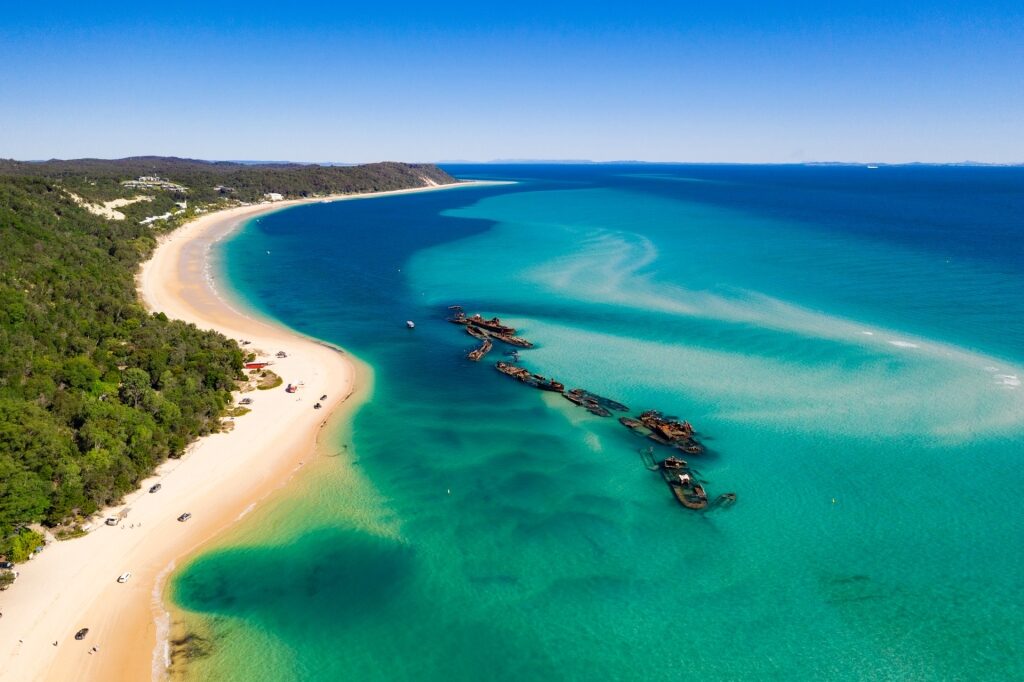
[406, 321, 416, 329]
[867, 165, 879, 169]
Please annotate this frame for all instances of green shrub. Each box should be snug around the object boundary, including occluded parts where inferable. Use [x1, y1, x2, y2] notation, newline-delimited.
[256, 371, 284, 390]
[1, 528, 45, 563]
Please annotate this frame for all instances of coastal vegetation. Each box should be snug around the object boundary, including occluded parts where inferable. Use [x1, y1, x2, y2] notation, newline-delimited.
[1, 528, 45, 563]
[255, 370, 283, 390]
[0, 158, 455, 561]
[0, 157, 454, 228]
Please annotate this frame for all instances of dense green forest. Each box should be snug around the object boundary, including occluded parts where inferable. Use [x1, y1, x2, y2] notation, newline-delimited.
[0, 157, 454, 222]
[0, 159, 455, 562]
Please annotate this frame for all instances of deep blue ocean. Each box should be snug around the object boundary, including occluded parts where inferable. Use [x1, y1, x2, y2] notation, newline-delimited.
[172, 165, 1024, 680]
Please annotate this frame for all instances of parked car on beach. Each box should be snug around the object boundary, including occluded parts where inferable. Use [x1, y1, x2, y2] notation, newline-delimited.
[75, 628, 89, 640]
[177, 513, 192, 522]
[149, 483, 162, 493]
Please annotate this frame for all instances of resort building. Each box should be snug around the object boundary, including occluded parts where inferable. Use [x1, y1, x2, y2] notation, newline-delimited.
[121, 176, 188, 192]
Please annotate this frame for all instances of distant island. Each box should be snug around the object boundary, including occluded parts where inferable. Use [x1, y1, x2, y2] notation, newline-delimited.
[437, 159, 1024, 167]
[0, 158, 455, 569]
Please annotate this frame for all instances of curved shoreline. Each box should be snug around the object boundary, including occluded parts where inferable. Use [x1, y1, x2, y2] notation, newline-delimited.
[0, 181, 489, 682]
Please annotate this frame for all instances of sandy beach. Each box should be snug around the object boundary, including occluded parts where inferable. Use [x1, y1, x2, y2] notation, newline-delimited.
[0, 182, 484, 681]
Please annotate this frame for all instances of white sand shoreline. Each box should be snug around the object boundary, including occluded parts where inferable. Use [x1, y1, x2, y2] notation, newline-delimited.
[0, 179, 496, 681]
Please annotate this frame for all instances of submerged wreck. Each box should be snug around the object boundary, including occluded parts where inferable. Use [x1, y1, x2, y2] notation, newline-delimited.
[447, 303, 734, 511]
[562, 388, 629, 418]
[639, 410, 694, 442]
[494, 361, 565, 392]
[563, 390, 612, 417]
[643, 448, 734, 511]
[659, 458, 708, 510]
[466, 325, 490, 341]
[493, 333, 534, 348]
[668, 476, 709, 510]
[450, 306, 534, 347]
[619, 411, 704, 454]
[709, 492, 738, 509]
[467, 338, 493, 361]
[448, 306, 516, 335]
[660, 455, 688, 470]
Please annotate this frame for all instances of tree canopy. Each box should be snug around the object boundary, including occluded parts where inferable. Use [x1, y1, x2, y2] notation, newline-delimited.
[0, 159, 454, 558]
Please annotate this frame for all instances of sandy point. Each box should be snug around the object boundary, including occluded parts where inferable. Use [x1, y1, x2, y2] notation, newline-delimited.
[0, 180, 491, 681]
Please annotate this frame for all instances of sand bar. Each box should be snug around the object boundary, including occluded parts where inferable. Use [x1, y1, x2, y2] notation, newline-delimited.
[0, 181, 493, 681]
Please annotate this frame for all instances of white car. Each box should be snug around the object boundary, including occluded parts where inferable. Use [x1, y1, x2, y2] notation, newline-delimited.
[117, 572, 131, 584]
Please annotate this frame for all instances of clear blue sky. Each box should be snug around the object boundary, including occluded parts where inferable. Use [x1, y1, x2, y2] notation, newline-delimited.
[1, 1, 1022, 163]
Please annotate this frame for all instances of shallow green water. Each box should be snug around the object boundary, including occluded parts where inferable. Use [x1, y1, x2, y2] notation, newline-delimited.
[172, 166, 1024, 680]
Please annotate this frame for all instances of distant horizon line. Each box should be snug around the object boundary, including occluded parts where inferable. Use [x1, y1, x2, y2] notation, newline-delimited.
[7, 156, 1024, 168]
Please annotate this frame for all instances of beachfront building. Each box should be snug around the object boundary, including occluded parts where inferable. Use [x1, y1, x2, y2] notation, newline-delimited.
[264, 192, 284, 202]
[139, 204, 189, 225]
[121, 176, 189, 192]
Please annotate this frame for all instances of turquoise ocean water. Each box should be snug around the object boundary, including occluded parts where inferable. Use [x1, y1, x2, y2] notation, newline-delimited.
[172, 166, 1024, 680]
